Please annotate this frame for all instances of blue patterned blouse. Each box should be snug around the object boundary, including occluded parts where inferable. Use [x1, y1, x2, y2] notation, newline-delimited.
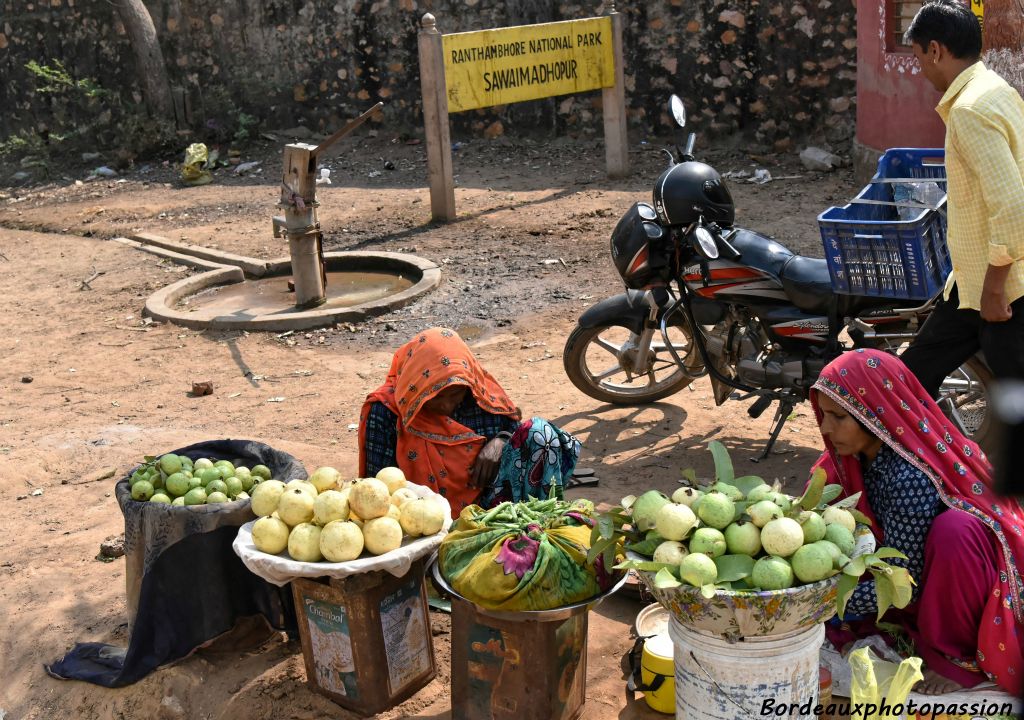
[362, 396, 519, 478]
[846, 443, 945, 617]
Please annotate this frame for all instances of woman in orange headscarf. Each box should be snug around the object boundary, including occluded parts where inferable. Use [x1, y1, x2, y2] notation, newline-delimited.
[358, 328, 581, 517]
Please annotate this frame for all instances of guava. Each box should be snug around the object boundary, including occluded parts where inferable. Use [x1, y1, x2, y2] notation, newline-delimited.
[798, 511, 827, 543]
[813, 540, 843, 565]
[655, 503, 698, 541]
[822, 506, 857, 533]
[724, 521, 762, 556]
[631, 491, 671, 532]
[200, 468, 221, 486]
[771, 492, 793, 512]
[252, 516, 290, 554]
[760, 517, 804, 557]
[150, 493, 171, 504]
[251, 464, 272, 481]
[696, 491, 735, 530]
[390, 488, 420, 507]
[184, 487, 207, 506]
[653, 540, 688, 565]
[206, 479, 228, 497]
[251, 480, 286, 517]
[158, 454, 182, 475]
[400, 498, 446, 537]
[224, 476, 244, 498]
[671, 487, 703, 507]
[747, 499, 783, 528]
[287, 523, 323, 562]
[235, 491, 250, 501]
[236, 468, 254, 492]
[171, 497, 185, 507]
[745, 484, 774, 503]
[206, 491, 229, 504]
[711, 482, 744, 502]
[349, 478, 392, 520]
[386, 504, 402, 521]
[131, 480, 155, 502]
[278, 488, 316, 526]
[679, 553, 718, 587]
[752, 555, 794, 590]
[193, 458, 214, 471]
[688, 527, 727, 558]
[286, 480, 319, 499]
[165, 472, 191, 498]
[313, 490, 350, 525]
[791, 543, 834, 583]
[309, 466, 342, 493]
[214, 460, 235, 477]
[824, 523, 856, 556]
[187, 476, 202, 491]
[363, 517, 404, 555]
[320, 520, 365, 562]
[376, 466, 408, 494]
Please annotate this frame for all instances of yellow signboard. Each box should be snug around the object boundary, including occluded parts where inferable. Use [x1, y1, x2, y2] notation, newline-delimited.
[442, 17, 615, 113]
[970, 0, 984, 36]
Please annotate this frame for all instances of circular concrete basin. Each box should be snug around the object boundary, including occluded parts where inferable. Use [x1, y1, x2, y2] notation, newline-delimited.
[145, 251, 440, 332]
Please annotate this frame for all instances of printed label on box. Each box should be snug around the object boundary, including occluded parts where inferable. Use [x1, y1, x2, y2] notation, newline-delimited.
[303, 597, 359, 699]
[380, 577, 431, 695]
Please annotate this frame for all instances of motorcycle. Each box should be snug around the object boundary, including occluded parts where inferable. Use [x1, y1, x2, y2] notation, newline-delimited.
[563, 96, 991, 458]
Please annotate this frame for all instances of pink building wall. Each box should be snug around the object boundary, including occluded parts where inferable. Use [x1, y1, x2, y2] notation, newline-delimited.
[856, 0, 946, 152]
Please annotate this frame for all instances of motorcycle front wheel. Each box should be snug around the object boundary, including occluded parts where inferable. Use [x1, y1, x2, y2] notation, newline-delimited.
[563, 321, 697, 405]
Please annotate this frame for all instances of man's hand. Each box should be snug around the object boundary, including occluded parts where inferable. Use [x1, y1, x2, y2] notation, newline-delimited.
[470, 437, 506, 488]
[981, 263, 1013, 322]
[981, 288, 1013, 322]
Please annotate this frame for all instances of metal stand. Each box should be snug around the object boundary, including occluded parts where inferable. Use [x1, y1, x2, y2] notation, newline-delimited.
[754, 399, 796, 461]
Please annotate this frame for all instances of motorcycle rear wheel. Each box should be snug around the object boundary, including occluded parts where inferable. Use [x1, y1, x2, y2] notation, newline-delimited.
[563, 321, 696, 405]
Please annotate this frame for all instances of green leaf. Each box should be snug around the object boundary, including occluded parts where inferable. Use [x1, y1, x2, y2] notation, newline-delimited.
[654, 567, 681, 589]
[832, 491, 862, 510]
[732, 500, 752, 523]
[588, 536, 614, 565]
[709, 440, 735, 484]
[836, 572, 859, 620]
[874, 572, 896, 621]
[713, 554, 755, 583]
[850, 509, 874, 526]
[871, 547, 908, 561]
[731, 475, 768, 495]
[885, 566, 915, 608]
[602, 542, 617, 573]
[597, 513, 615, 541]
[842, 555, 866, 576]
[681, 468, 697, 486]
[700, 583, 717, 599]
[798, 468, 826, 510]
[820, 484, 843, 505]
[613, 560, 677, 572]
[715, 581, 735, 591]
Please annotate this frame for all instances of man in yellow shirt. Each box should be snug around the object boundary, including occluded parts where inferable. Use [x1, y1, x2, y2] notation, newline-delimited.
[899, 0, 1024, 400]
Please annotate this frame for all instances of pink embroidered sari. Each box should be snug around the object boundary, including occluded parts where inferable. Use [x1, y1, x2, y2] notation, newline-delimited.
[811, 349, 1024, 694]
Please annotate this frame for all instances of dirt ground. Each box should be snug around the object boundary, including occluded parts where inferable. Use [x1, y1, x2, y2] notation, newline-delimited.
[0, 129, 860, 719]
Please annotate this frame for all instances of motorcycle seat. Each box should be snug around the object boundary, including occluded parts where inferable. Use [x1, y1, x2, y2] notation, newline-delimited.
[728, 229, 793, 277]
[779, 255, 834, 314]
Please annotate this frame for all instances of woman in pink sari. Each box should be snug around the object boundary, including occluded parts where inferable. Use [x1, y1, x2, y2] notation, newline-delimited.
[811, 349, 1024, 695]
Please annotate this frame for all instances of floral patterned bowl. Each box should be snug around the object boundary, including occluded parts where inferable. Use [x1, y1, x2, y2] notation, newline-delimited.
[635, 570, 840, 641]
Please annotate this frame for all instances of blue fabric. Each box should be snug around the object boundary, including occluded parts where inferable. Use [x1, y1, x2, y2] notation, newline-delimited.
[478, 417, 582, 506]
[362, 397, 518, 478]
[846, 443, 944, 617]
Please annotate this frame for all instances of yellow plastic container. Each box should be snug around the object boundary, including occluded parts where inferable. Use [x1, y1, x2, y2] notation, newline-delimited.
[640, 633, 675, 714]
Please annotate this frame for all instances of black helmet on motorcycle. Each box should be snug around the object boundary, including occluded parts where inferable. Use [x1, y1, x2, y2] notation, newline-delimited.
[652, 161, 735, 227]
[610, 202, 670, 289]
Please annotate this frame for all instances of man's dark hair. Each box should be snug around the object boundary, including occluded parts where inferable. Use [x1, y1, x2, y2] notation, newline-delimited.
[904, 0, 983, 59]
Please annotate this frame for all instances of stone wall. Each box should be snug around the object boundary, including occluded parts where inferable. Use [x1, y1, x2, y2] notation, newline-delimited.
[0, 0, 857, 154]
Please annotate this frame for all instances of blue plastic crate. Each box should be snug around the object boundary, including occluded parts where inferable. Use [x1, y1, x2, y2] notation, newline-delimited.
[817, 148, 951, 301]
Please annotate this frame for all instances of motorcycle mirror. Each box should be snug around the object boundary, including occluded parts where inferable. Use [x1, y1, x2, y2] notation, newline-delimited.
[692, 226, 719, 260]
[669, 95, 686, 128]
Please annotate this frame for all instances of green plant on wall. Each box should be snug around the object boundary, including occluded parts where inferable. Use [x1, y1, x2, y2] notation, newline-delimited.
[25, 59, 107, 99]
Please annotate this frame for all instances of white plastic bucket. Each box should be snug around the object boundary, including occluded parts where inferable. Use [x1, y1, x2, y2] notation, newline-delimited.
[669, 617, 824, 720]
